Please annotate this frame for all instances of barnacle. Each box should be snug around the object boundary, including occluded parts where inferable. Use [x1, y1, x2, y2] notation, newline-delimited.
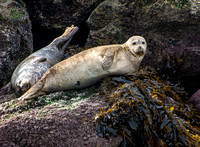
[96, 66, 200, 146]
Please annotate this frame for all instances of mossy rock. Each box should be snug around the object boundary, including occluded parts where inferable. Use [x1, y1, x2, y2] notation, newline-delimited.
[0, 0, 33, 88]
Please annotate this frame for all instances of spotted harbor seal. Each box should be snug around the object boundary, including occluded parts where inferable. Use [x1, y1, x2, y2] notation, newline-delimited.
[11, 25, 79, 96]
[18, 36, 147, 100]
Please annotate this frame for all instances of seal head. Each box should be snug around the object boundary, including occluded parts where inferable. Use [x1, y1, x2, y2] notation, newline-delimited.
[124, 36, 147, 61]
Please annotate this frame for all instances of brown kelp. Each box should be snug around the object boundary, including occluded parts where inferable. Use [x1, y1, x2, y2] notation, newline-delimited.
[96, 66, 200, 146]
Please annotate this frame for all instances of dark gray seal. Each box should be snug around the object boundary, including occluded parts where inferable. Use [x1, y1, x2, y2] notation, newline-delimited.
[11, 25, 79, 96]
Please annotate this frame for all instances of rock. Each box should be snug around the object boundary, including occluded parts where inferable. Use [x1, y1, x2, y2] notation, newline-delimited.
[0, 87, 122, 146]
[0, 82, 15, 103]
[0, 0, 33, 88]
[23, 0, 103, 30]
[162, 33, 200, 94]
[86, 0, 132, 47]
[86, 0, 200, 95]
[22, 0, 104, 49]
[189, 89, 200, 111]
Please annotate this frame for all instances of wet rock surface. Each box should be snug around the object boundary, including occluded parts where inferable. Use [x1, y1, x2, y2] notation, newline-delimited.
[0, 0, 33, 88]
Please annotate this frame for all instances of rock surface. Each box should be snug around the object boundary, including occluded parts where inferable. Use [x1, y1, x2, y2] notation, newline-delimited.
[0, 0, 33, 88]
[23, 0, 103, 30]
[22, 0, 104, 50]
[0, 86, 122, 146]
[162, 32, 200, 94]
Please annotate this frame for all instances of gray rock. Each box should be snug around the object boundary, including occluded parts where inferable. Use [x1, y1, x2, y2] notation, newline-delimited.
[23, 0, 104, 30]
[0, 0, 33, 88]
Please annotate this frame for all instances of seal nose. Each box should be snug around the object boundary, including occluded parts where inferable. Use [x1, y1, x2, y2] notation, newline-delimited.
[139, 46, 142, 49]
[22, 82, 31, 91]
[17, 80, 31, 94]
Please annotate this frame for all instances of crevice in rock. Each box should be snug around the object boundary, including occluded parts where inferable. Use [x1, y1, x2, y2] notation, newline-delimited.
[24, 0, 104, 50]
[70, 21, 90, 47]
[32, 23, 62, 51]
[69, 2, 103, 47]
[31, 21, 90, 51]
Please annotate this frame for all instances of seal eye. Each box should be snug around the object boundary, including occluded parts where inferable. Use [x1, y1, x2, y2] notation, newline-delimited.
[132, 42, 136, 45]
[142, 41, 145, 44]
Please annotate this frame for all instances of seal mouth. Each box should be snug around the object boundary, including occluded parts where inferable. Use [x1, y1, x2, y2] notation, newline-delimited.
[136, 51, 144, 56]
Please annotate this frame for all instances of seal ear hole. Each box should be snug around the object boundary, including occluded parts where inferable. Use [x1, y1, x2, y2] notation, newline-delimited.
[57, 43, 64, 51]
[75, 81, 81, 86]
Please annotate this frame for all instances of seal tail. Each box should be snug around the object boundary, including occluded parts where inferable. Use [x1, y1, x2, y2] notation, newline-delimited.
[50, 25, 79, 53]
[18, 80, 45, 101]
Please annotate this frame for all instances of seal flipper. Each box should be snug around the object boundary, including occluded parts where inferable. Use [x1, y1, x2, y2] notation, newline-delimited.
[102, 51, 115, 71]
[50, 25, 79, 52]
[18, 80, 45, 101]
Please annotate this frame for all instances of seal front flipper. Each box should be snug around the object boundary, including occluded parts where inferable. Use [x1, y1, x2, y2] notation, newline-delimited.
[102, 50, 115, 71]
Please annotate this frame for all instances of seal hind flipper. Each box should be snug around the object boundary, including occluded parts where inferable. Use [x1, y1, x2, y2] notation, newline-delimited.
[102, 51, 115, 71]
[50, 25, 79, 52]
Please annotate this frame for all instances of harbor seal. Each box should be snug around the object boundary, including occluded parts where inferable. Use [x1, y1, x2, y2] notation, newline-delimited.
[11, 25, 79, 96]
[18, 36, 147, 100]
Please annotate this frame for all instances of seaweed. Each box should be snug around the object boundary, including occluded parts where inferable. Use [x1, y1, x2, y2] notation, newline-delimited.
[96, 66, 200, 146]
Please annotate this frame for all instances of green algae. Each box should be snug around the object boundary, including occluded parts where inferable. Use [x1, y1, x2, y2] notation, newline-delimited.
[0, 86, 98, 122]
[10, 9, 25, 20]
[168, 0, 190, 8]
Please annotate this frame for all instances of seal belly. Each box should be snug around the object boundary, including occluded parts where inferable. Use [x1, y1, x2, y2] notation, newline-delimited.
[43, 55, 106, 92]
